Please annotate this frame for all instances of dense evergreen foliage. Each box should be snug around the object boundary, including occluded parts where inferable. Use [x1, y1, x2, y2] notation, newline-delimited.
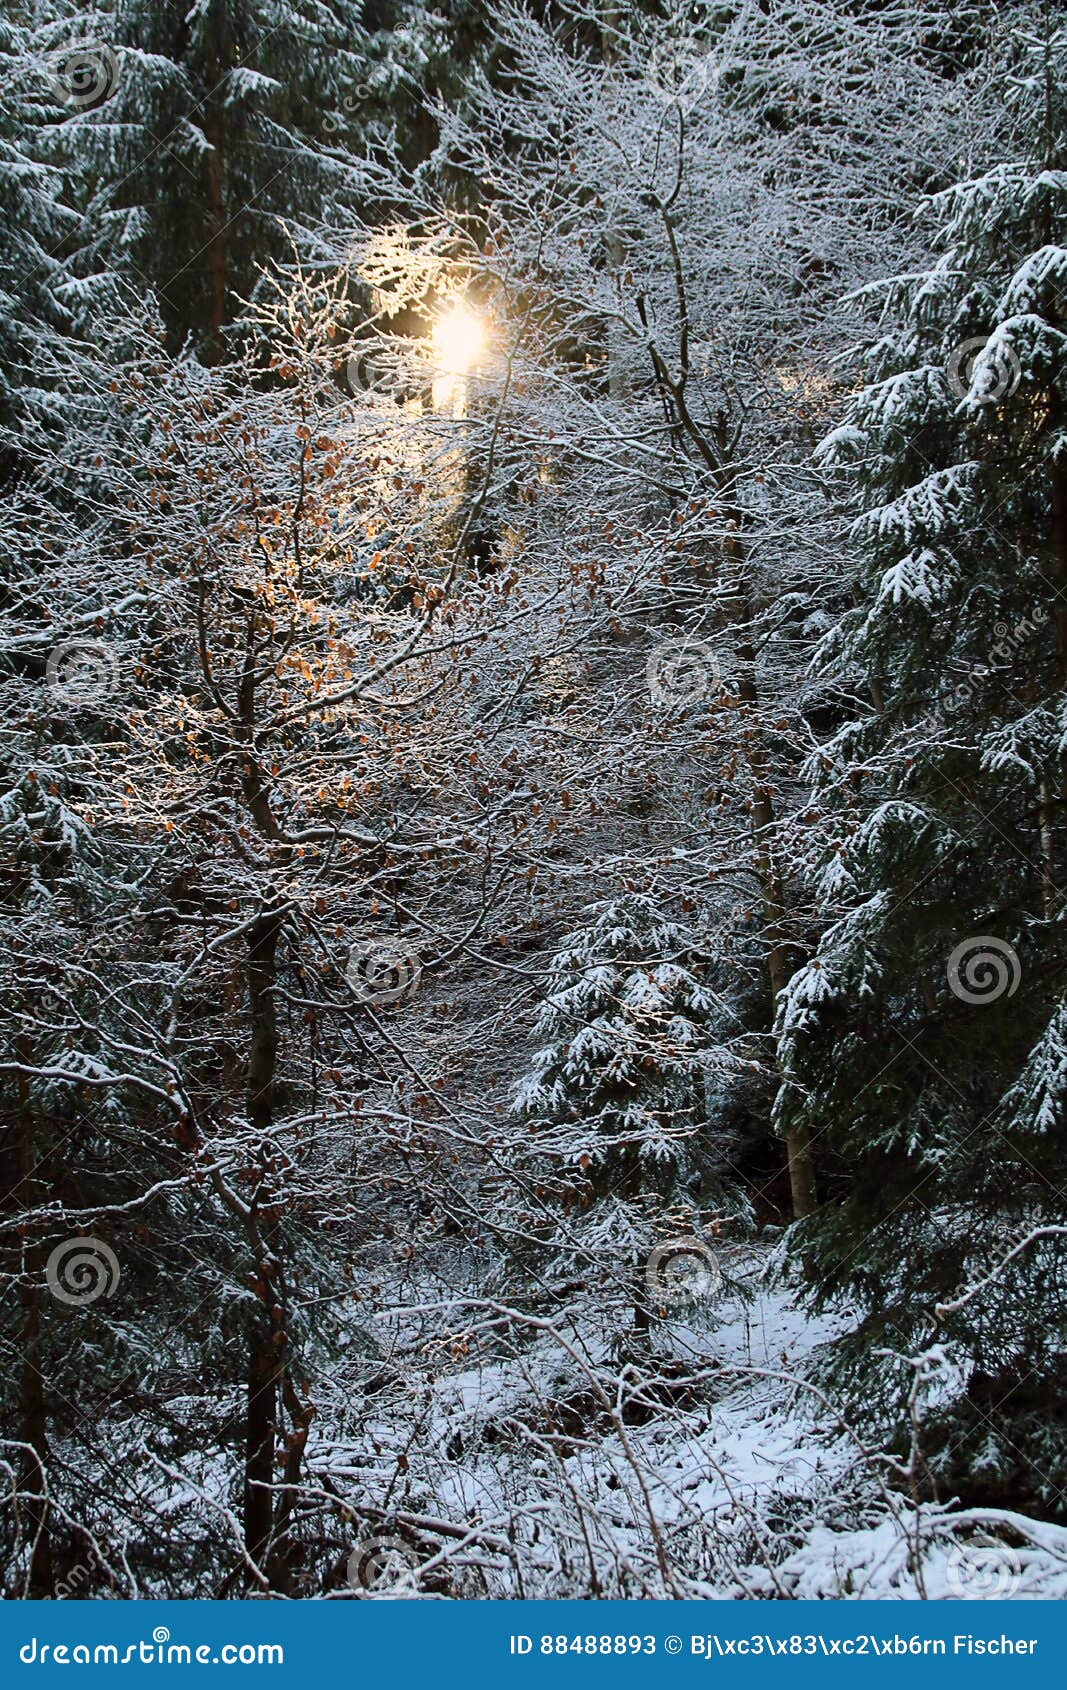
[776, 54, 1067, 1508]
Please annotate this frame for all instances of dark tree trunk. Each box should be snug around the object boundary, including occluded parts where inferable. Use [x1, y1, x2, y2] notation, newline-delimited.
[203, 51, 228, 362]
[243, 1335, 277, 1574]
[242, 906, 284, 1577]
[16, 1034, 52, 1595]
[728, 543, 817, 1221]
[633, 1251, 653, 1337]
[1050, 453, 1067, 812]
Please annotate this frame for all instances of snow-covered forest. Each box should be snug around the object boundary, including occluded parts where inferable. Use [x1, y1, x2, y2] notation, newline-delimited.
[2, 0, 1066, 1603]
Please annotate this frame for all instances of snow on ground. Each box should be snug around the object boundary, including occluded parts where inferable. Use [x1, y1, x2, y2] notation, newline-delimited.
[322, 1251, 1067, 1599]
[745, 1508, 1067, 1601]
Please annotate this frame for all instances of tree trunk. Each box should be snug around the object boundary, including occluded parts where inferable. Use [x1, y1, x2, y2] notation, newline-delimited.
[203, 51, 228, 362]
[242, 906, 283, 1576]
[728, 549, 817, 1220]
[645, 326, 819, 1220]
[765, 940, 817, 1219]
[633, 1251, 653, 1337]
[243, 1336, 277, 1574]
[600, 8, 630, 405]
[1050, 452, 1067, 879]
[16, 1033, 52, 1594]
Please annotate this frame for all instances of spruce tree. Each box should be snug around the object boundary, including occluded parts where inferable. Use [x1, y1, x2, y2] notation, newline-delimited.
[512, 894, 745, 1331]
[775, 26, 1067, 1511]
[52, 0, 375, 351]
[0, 11, 105, 446]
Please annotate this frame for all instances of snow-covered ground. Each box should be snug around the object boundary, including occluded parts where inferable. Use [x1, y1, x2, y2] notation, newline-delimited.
[29, 1249, 1067, 1600]
[312, 1254, 1067, 1600]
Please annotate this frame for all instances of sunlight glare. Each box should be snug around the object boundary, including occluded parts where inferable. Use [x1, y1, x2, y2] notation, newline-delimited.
[431, 300, 485, 376]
